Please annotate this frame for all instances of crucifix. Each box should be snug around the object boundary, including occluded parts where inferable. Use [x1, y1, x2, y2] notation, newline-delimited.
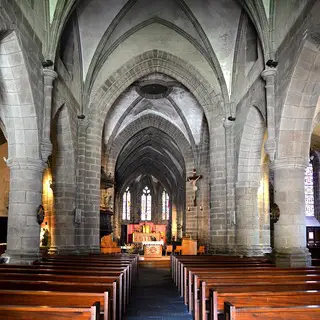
[187, 168, 203, 206]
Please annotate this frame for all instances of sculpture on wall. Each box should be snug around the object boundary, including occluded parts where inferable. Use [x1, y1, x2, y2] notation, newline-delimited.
[37, 205, 45, 225]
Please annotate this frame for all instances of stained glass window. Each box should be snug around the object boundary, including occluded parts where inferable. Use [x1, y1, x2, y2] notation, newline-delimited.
[305, 161, 314, 217]
[122, 187, 131, 220]
[162, 190, 170, 220]
[141, 186, 151, 220]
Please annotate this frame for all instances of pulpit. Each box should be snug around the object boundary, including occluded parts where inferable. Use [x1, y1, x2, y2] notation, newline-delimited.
[181, 238, 197, 255]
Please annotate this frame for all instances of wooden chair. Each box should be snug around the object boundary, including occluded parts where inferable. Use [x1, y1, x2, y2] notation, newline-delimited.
[165, 245, 173, 256]
[197, 245, 205, 255]
[174, 245, 182, 255]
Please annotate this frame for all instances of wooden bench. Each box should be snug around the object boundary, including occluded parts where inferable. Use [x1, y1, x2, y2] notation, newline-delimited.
[224, 301, 320, 320]
[199, 281, 320, 320]
[0, 303, 100, 320]
[185, 266, 320, 308]
[211, 290, 320, 320]
[0, 279, 119, 320]
[0, 290, 108, 320]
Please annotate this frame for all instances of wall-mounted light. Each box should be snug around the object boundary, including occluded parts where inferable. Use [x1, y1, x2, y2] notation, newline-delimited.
[187, 207, 190, 211]
[200, 206, 203, 211]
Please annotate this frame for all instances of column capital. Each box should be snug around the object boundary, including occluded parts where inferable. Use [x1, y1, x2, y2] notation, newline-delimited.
[6, 157, 46, 171]
[43, 69, 58, 81]
[264, 137, 276, 162]
[40, 139, 52, 162]
[223, 119, 234, 131]
[270, 158, 308, 171]
[261, 67, 277, 81]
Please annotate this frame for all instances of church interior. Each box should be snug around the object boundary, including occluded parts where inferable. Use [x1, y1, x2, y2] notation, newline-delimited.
[0, 0, 320, 319]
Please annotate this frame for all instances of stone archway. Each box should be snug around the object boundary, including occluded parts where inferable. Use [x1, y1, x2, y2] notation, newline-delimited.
[50, 103, 78, 254]
[236, 106, 268, 256]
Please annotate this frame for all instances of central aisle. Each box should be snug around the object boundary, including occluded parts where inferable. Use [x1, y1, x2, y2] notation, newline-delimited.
[125, 262, 193, 320]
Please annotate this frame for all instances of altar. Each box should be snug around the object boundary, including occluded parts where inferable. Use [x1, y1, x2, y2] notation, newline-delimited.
[133, 232, 161, 243]
[143, 240, 163, 257]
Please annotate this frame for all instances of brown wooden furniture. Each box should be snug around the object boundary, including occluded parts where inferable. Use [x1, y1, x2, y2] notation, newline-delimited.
[224, 301, 320, 320]
[0, 304, 100, 320]
[197, 246, 205, 255]
[182, 239, 197, 255]
[211, 290, 320, 320]
[165, 245, 173, 255]
[0, 290, 107, 319]
[174, 245, 182, 255]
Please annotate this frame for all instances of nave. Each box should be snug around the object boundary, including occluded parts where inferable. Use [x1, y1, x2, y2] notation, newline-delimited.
[0, 253, 320, 319]
[125, 259, 192, 320]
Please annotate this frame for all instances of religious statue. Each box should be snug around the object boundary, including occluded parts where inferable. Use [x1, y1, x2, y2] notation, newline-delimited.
[187, 168, 203, 206]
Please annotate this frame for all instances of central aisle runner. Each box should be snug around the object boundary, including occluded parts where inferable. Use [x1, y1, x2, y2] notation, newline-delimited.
[125, 265, 193, 320]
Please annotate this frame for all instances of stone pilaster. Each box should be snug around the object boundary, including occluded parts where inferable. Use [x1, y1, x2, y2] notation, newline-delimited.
[272, 160, 311, 267]
[41, 69, 57, 162]
[48, 182, 78, 255]
[261, 68, 277, 162]
[74, 118, 88, 253]
[235, 183, 264, 256]
[223, 119, 236, 251]
[2, 158, 45, 264]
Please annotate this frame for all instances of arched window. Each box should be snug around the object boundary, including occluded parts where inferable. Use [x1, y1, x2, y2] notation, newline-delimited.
[305, 161, 314, 217]
[141, 186, 151, 220]
[122, 187, 131, 220]
[162, 190, 169, 220]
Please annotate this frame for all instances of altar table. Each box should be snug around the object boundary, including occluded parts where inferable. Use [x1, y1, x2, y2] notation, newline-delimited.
[143, 241, 163, 257]
[132, 232, 161, 243]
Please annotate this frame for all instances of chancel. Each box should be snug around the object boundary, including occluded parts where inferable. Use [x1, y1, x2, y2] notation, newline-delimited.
[0, 1, 320, 319]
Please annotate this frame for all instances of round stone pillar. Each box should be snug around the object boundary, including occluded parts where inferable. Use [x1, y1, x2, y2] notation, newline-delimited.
[272, 160, 311, 267]
[236, 183, 263, 256]
[3, 158, 45, 264]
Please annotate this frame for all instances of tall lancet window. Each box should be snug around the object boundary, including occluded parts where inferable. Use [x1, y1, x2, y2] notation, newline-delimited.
[305, 160, 314, 216]
[122, 187, 131, 220]
[141, 186, 151, 220]
[162, 190, 170, 220]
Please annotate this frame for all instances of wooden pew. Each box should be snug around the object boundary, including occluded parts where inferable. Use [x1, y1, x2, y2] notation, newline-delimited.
[224, 301, 320, 320]
[0, 272, 124, 316]
[185, 267, 320, 308]
[0, 265, 130, 304]
[210, 290, 320, 320]
[199, 281, 320, 320]
[0, 303, 100, 320]
[0, 290, 108, 320]
[0, 279, 119, 320]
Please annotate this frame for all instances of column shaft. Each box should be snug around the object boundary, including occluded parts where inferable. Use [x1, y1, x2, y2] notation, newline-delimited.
[273, 161, 311, 266]
[3, 158, 45, 264]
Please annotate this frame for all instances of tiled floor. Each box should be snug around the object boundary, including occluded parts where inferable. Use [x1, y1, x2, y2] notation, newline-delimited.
[125, 267, 193, 320]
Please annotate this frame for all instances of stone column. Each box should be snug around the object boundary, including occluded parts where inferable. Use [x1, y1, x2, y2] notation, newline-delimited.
[235, 183, 262, 256]
[272, 160, 311, 266]
[261, 68, 277, 161]
[3, 158, 45, 264]
[49, 182, 77, 255]
[224, 119, 236, 252]
[41, 69, 57, 161]
[74, 118, 88, 253]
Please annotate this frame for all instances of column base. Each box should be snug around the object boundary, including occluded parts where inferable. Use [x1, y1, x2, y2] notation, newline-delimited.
[48, 245, 79, 255]
[87, 245, 101, 254]
[2, 250, 41, 265]
[235, 245, 267, 257]
[274, 248, 311, 267]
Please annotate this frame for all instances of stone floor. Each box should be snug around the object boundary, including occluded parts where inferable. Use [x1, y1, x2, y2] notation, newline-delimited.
[125, 266, 193, 320]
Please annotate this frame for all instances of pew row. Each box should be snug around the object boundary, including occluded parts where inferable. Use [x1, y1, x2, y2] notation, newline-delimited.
[0, 290, 108, 319]
[0, 303, 100, 320]
[210, 290, 320, 320]
[224, 301, 320, 320]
